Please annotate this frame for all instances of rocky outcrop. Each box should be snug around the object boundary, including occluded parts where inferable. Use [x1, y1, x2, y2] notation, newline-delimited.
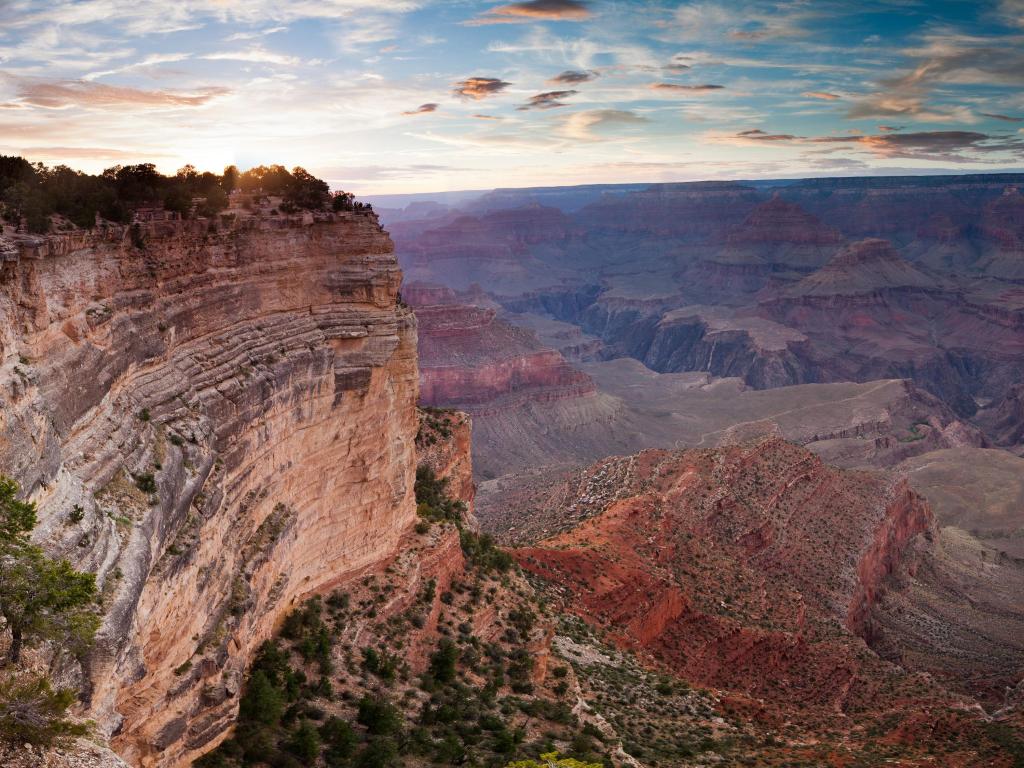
[416, 408, 475, 515]
[976, 384, 1024, 446]
[846, 479, 933, 642]
[0, 209, 418, 767]
[511, 439, 946, 714]
[782, 238, 940, 297]
[411, 293, 594, 414]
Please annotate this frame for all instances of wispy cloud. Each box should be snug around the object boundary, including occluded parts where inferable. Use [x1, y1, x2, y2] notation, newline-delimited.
[9, 78, 230, 110]
[561, 108, 650, 140]
[982, 112, 1024, 122]
[202, 48, 300, 66]
[402, 102, 438, 116]
[802, 91, 841, 100]
[518, 89, 577, 109]
[650, 82, 724, 93]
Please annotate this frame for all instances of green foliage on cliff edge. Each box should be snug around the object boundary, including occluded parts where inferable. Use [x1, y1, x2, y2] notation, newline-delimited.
[0, 156, 361, 234]
[0, 476, 99, 746]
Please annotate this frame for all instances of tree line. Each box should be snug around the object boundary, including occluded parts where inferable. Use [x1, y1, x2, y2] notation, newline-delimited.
[0, 157, 363, 234]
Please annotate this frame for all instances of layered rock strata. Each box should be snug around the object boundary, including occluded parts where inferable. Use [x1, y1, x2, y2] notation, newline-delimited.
[0, 210, 417, 767]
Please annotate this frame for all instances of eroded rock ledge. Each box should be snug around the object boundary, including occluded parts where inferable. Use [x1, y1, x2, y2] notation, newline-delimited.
[0, 210, 417, 767]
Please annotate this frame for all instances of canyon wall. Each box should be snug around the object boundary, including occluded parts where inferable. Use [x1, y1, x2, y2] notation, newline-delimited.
[0, 210, 418, 767]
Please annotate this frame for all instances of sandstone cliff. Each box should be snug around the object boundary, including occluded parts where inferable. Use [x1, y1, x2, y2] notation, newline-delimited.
[0, 209, 418, 767]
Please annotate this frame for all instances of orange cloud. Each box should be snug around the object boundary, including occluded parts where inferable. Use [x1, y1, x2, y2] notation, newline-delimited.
[453, 77, 512, 100]
[467, 0, 591, 25]
[13, 79, 229, 110]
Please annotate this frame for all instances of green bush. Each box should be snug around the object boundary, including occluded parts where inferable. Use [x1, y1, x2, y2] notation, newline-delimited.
[239, 671, 284, 726]
[285, 720, 321, 762]
[357, 695, 402, 736]
[0, 673, 89, 746]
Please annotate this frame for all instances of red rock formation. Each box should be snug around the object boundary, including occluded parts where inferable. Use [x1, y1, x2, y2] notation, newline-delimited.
[514, 439, 943, 716]
[784, 238, 939, 297]
[411, 292, 594, 413]
[728, 195, 842, 247]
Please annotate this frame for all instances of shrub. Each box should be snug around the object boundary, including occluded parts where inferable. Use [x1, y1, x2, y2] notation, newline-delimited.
[356, 695, 401, 736]
[285, 719, 322, 762]
[133, 472, 157, 494]
[0, 673, 89, 746]
[239, 671, 284, 726]
[429, 639, 459, 684]
[355, 736, 399, 768]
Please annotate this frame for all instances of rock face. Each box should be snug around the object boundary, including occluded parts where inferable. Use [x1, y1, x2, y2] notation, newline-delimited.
[0, 210, 418, 767]
[512, 440, 946, 710]
[416, 407, 475, 516]
[783, 238, 939, 297]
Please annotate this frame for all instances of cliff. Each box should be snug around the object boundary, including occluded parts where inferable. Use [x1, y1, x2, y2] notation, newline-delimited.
[512, 440, 946, 716]
[0, 209, 418, 767]
[408, 285, 595, 416]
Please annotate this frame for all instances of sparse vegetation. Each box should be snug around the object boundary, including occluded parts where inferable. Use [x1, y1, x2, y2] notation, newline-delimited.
[0, 476, 98, 746]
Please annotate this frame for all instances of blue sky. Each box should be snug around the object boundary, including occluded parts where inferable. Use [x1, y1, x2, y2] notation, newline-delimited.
[1, 0, 1023, 192]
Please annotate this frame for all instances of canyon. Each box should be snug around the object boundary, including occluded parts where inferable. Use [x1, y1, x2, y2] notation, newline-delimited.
[0, 170, 1022, 767]
[383, 175, 1024, 433]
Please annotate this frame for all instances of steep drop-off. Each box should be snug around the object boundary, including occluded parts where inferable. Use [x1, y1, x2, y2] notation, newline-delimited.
[0, 210, 418, 767]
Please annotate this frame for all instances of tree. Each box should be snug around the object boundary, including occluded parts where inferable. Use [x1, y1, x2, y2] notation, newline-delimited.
[238, 670, 284, 726]
[285, 167, 330, 210]
[221, 165, 239, 194]
[0, 477, 98, 665]
[355, 736, 399, 768]
[286, 719, 322, 762]
[429, 638, 459, 684]
[356, 695, 401, 736]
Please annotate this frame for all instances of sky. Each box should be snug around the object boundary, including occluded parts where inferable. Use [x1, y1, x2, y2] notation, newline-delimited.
[1, 0, 1023, 194]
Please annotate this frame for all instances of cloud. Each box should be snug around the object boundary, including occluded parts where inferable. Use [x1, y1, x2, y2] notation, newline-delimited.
[666, 2, 814, 43]
[472, 114, 504, 120]
[802, 91, 841, 100]
[846, 94, 977, 123]
[734, 129, 800, 141]
[850, 35, 1024, 123]
[719, 128, 1024, 162]
[18, 145, 173, 161]
[650, 82, 724, 93]
[561, 108, 650, 140]
[467, 0, 591, 25]
[812, 130, 1024, 161]
[202, 48, 300, 66]
[453, 77, 512, 100]
[224, 26, 287, 42]
[548, 69, 597, 84]
[402, 102, 439, 116]
[878, 125, 903, 132]
[10, 78, 230, 110]
[982, 112, 1024, 122]
[518, 89, 577, 110]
